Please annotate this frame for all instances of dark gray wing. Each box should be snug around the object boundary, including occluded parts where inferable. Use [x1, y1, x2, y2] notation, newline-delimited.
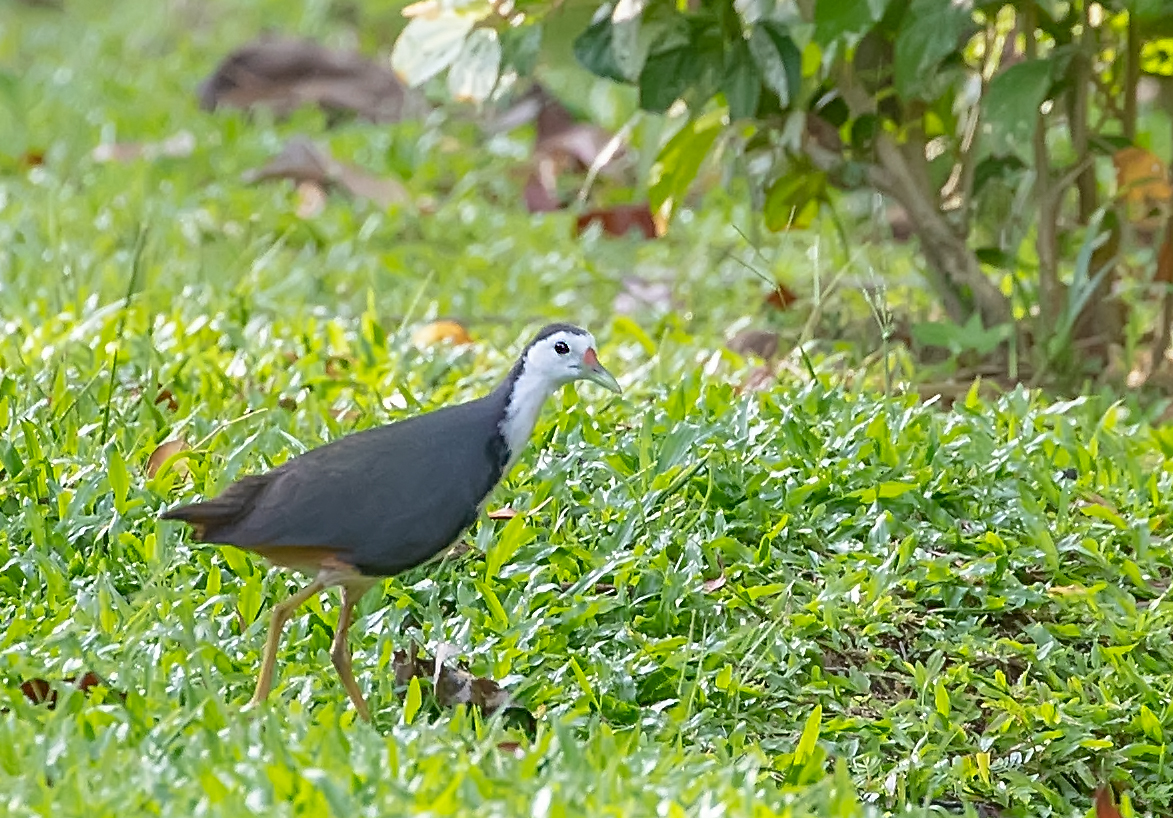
[189, 392, 510, 575]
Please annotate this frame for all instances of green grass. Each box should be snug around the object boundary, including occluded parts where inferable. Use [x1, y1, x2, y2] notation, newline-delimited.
[2, 2, 1173, 816]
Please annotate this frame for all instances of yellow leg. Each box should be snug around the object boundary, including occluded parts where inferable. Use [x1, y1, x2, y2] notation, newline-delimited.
[331, 583, 375, 721]
[247, 577, 327, 709]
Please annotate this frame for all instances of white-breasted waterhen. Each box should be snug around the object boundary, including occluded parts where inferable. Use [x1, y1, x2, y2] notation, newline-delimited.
[161, 323, 620, 720]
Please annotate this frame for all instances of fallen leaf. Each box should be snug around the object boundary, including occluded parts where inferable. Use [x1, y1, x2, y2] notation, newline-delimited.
[738, 365, 777, 394]
[91, 131, 195, 164]
[18, 150, 45, 169]
[523, 168, 562, 213]
[558, 582, 617, 594]
[575, 204, 660, 239]
[1094, 785, 1123, 818]
[1114, 146, 1172, 224]
[18, 671, 125, 709]
[446, 540, 477, 560]
[496, 741, 524, 755]
[391, 647, 534, 728]
[764, 284, 799, 311]
[612, 276, 677, 317]
[499, 83, 629, 214]
[295, 181, 328, 219]
[146, 439, 190, 479]
[324, 355, 353, 379]
[703, 573, 726, 593]
[727, 328, 780, 360]
[412, 319, 473, 348]
[243, 136, 409, 208]
[154, 387, 179, 412]
[487, 507, 519, 520]
[199, 36, 428, 123]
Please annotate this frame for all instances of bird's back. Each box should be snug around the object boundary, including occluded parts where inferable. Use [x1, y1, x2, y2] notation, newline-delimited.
[166, 390, 511, 576]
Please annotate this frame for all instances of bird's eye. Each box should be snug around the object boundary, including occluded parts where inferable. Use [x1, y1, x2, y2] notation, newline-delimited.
[554, 341, 570, 355]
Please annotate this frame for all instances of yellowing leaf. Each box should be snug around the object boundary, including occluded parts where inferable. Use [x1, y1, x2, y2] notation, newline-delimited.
[413, 319, 473, 348]
[1114, 147, 1172, 223]
[794, 704, 822, 763]
[391, 14, 475, 87]
[447, 28, 501, 103]
[404, 676, 422, 724]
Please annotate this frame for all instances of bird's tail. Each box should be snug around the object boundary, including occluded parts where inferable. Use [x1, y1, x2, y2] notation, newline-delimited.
[160, 473, 273, 542]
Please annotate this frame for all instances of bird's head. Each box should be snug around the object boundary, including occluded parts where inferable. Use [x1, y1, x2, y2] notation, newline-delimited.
[519, 324, 622, 394]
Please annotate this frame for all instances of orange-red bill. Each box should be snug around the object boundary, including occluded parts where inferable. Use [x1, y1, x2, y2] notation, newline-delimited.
[583, 347, 599, 367]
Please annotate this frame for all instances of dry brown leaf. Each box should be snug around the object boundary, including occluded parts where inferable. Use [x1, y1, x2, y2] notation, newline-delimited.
[154, 388, 179, 412]
[488, 507, 519, 520]
[324, 355, 354, 379]
[18, 671, 125, 709]
[146, 439, 190, 479]
[446, 540, 477, 560]
[703, 573, 727, 593]
[612, 276, 677, 317]
[412, 320, 473, 348]
[391, 648, 532, 724]
[18, 150, 45, 169]
[764, 284, 799, 311]
[498, 84, 628, 214]
[1094, 785, 1123, 818]
[576, 204, 660, 239]
[244, 136, 409, 208]
[199, 36, 428, 123]
[1114, 147, 1172, 224]
[727, 329, 780, 360]
[738, 365, 778, 394]
[295, 181, 328, 219]
[558, 581, 617, 594]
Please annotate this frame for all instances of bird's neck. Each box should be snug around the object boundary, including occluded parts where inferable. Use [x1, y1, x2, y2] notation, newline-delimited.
[497, 368, 559, 469]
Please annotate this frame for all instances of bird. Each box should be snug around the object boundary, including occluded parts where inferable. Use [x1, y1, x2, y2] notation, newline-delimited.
[161, 323, 621, 721]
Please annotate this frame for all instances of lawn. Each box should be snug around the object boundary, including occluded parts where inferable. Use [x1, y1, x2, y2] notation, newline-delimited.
[2, 2, 1172, 816]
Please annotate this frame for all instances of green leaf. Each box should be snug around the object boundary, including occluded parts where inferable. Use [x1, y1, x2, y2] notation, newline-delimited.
[485, 513, 537, 578]
[981, 59, 1053, 158]
[814, 0, 890, 46]
[391, 13, 476, 87]
[794, 704, 822, 763]
[447, 28, 502, 103]
[722, 38, 760, 120]
[851, 481, 919, 502]
[610, 0, 648, 81]
[893, 0, 974, 100]
[1139, 704, 1164, 741]
[648, 110, 723, 224]
[715, 663, 733, 691]
[403, 676, 422, 725]
[748, 23, 801, 108]
[574, 11, 628, 83]
[763, 170, 826, 231]
[933, 679, 950, 718]
[639, 46, 700, 113]
[476, 579, 510, 627]
[108, 447, 129, 512]
[237, 571, 262, 626]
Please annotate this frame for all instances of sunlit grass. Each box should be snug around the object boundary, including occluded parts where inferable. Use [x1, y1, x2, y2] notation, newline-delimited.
[2, 2, 1172, 817]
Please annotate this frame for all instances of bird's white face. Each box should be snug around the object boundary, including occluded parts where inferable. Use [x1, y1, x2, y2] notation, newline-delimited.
[498, 327, 621, 467]
[521, 329, 622, 392]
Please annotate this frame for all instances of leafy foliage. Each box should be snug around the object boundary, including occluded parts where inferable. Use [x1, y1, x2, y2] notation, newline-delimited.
[2, 2, 1173, 817]
[399, 0, 1173, 383]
